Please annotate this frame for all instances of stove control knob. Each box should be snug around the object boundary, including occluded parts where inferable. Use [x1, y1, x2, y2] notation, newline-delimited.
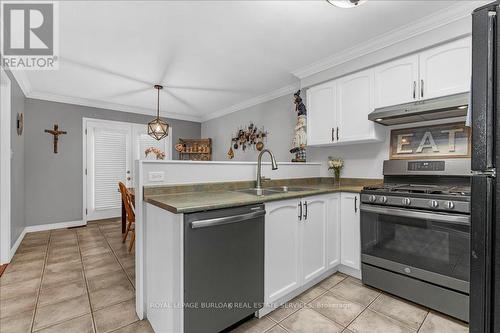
[444, 201, 455, 210]
[428, 200, 439, 208]
[368, 195, 377, 203]
[402, 198, 411, 206]
[379, 196, 388, 204]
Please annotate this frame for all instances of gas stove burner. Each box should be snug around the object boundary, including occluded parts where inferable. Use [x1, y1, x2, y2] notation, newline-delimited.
[363, 183, 470, 196]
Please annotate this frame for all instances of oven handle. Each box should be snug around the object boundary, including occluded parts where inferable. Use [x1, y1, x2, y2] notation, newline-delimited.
[360, 205, 470, 225]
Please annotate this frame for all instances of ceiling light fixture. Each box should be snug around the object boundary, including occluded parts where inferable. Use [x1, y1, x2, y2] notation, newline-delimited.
[148, 84, 169, 141]
[326, 0, 367, 8]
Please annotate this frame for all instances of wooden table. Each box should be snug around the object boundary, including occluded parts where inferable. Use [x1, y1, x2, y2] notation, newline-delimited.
[121, 188, 135, 234]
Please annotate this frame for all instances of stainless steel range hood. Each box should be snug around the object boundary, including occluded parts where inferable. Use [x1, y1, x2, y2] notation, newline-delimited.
[368, 92, 469, 126]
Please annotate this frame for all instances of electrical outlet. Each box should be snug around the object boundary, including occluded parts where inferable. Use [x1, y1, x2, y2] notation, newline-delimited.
[148, 171, 165, 182]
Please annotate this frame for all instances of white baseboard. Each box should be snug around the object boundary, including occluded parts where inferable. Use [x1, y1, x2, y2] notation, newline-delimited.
[9, 228, 26, 262]
[24, 220, 86, 233]
[8, 220, 86, 261]
[338, 264, 362, 280]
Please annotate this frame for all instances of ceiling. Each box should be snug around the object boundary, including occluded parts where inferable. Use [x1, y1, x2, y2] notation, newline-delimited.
[18, 1, 472, 122]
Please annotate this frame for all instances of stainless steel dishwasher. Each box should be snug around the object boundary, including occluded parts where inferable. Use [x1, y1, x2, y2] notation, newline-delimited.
[184, 204, 265, 333]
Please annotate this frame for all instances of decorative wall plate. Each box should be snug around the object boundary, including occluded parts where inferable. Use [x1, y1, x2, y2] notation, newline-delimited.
[16, 113, 23, 136]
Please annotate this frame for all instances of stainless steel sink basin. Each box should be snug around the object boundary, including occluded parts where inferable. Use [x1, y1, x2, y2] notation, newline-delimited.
[235, 188, 281, 196]
[266, 186, 318, 192]
[236, 186, 318, 196]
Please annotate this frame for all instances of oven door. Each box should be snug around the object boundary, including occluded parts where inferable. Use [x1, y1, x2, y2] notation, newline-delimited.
[360, 204, 470, 293]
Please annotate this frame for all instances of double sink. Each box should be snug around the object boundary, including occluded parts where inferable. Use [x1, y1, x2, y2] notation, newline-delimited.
[236, 186, 317, 196]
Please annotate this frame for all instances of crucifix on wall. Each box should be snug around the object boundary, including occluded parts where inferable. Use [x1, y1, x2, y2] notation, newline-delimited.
[44, 124, 67, 154]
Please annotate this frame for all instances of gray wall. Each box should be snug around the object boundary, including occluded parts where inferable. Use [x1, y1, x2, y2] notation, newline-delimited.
[202, 93, 391, 179]
[202, 94, 297, 162]
[24, 99, 200, 227]
[5, 70, 25, 246]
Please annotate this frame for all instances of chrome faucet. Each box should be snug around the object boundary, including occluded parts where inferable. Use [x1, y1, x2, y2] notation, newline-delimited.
[256, 149, 278, 190]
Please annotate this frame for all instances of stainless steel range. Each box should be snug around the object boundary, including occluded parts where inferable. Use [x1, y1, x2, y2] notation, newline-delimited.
[360, 159, 471, 322]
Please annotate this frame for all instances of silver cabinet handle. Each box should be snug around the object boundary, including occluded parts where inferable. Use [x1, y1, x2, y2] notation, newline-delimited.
[336, 127, 339, 141]
[413, 81, 416, 99]
[360, 205, 470, 225]
[190, 210, 265, 229]
[298, 201, 302, 221]
[303, 201, 308, 220]
[420, 79, 424, 98]
[331, 128, 335, 142]
[354, 197, 357, 213]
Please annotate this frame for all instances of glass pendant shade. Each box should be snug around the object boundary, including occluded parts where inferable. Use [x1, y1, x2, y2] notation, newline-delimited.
[148, 84, 170, 141]
[148, 118, 169, 140]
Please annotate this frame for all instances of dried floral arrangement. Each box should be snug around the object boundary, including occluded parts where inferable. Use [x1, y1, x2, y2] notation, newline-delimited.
[328, 157, 344, 180]
[145, 147, 166, 160]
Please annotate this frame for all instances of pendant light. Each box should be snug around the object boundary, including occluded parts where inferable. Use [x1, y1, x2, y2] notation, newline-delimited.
[326, 0, 367, 8]
[148, 84, 169, 141]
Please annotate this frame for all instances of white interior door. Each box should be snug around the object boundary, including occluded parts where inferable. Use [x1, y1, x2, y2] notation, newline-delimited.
[86, 120, 132, 221]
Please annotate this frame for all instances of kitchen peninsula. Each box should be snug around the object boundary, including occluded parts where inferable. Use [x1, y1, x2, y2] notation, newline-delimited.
[134, 160, 380, 333]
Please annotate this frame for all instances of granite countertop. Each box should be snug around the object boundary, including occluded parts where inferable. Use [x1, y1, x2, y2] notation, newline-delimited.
[143, 178, 378, 214]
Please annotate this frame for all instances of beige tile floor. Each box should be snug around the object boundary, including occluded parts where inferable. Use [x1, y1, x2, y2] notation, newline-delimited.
[231, 273, 469, 333]
[0, 219, 153, 333]
[1, 219, 469, 333]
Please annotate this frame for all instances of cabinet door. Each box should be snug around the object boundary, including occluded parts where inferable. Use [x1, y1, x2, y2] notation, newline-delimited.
[374, 55, 419, 108]
[340, 193, 361, 270]
[301, 196, 328, 283]
[326, 194, 341, 268]
[306, 81, 336, 145]
[336, 69, 378, 143]
[419, 37, 471, 100]
[265, 199, 301, 304]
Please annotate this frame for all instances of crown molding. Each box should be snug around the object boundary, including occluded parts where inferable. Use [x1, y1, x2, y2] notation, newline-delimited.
[26, 91, 203, 123]
[202, 84, 298, 122]
[8, 70, 32, 97]
[292, 1, 484, 80]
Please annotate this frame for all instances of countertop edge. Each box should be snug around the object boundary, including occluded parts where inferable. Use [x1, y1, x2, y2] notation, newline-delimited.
[143, 187, 363, 214]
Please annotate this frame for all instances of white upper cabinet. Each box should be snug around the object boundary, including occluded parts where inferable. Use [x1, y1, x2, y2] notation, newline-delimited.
[306, 81, 336, 146]
[336, 69, 381, 144]
[265, 199, 301, 304]
[419, 37, 471, 100]
[306, 69, 382, 146]
[374, 55, 419, 108]
[301, 196, 328, 284]
[306, 38, 471, 147]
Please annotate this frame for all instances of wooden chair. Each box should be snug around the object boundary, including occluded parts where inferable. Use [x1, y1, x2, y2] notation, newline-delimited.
[119, 182, 135, 252]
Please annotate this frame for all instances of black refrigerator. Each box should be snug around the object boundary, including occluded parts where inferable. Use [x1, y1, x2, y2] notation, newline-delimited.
[471, 2, 500, 333]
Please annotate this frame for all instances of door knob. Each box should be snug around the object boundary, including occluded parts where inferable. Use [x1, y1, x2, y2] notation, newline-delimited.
[127, 177, 131, 181]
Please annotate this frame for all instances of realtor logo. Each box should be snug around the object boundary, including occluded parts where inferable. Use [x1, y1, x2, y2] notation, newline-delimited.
[1, 1, 59, 70]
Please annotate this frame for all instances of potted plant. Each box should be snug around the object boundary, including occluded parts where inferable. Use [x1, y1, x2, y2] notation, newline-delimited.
[328, 157, 344, 185]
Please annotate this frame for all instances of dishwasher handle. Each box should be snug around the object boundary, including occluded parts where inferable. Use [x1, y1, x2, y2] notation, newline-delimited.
[190, 210, 266, 229]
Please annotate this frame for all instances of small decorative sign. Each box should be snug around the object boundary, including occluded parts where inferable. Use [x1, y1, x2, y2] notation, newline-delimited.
[390, 122, 470, 160]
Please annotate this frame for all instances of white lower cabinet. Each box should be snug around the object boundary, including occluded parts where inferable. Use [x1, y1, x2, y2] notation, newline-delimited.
[326, 194, 341, 268]
[265, 199, 302, 305]
[264, 192, 358, 309]
[340, 193, 361, 270]
[301, 196, 328, 284]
